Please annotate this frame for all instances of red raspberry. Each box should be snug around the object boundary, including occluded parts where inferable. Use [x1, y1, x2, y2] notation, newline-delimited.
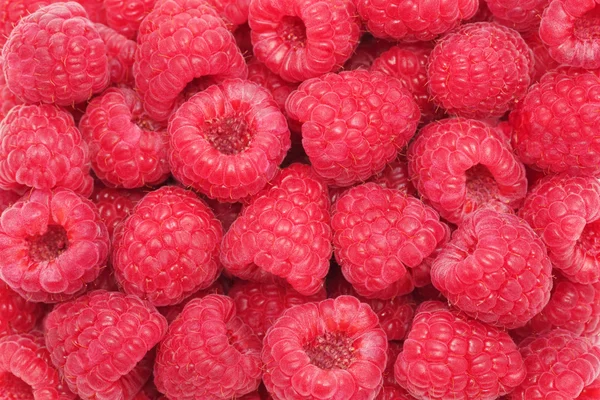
[428, 22, 533, 119]
[343, 35, 393, 71]
[2, 2, 109, 106]
[332, 183, 449, 299]
[356, 0, 479, 41]
[0, 189, 20, 213]
[157, 278, 226, 323]
[248, 0, 360, 83]
[91, 186, 145, 237]
[521, 30, 561, 82]
[202, 0, 250, 31]
[221, 164, 331, 295]
[370, 155, 417, 197]
[262, 296, 388, 400]
[0, 189, 110, 303]
[485, 0, 550, 32]
[519, 174, 600, 284]
[169, 79, 291, 202]
[45, 290, 167, 399]
[134, 0, 247, 122]
[286, 70, 420, 187]
[155, 294, 263, 399]
[104, 0, 156, 39]
[0, 331, 76, 399]
[0, 0, 61, 47]
[395, 301, 527, 400]
[75, 0, 107, 23]
[0, 282, 43, 338]
[379, 342, 416, 400]
[95, 23, 136, 86]
[80, 87, 170, 189]
[510, 68, 600, 176]
[408, 118, 528, 224]
[509, 329, 600, 399]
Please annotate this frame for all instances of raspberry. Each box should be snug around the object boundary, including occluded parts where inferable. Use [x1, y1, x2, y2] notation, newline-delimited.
[510, 67, 600, 176]
[356, 0, 479, 41]
[169, 79, 291, 202]
[262, 296, 388, 399]
[80, 87, 170, 189]
[2, 2, 110, 106]
[157, 278, 226, 323]
[221, 164, 332, 296]
[95, 23, 136, 86]
[485, 0, 550, 32]
[428, 22, 533, 119]
[91, 186, 145, 237]
[0, 189, 110, 303]
[0, 0, 61, 47]
[155, 294, 263, 399]
[379, 342, 415, 400]
[395, 301, 527, 400]
[104, 0, 156, 39]
[370, 155, 417, 197]
[286, 70, 420, 187]
[332, 183, 449, 299]
[202, 0, 250, 31]
[539, 0, 600, 69]
[0, 331, 76, 399]
[248, 0, 360, 83]
[45, 290, 167, 399]
[408, 118, 528, 224]
[519, 174, 600, 284]
[134, 0, 247, 122]
[0, 282, 43, 338]
[521, 30, 561, 82]
[508, 329, 600, 399]
[343, 35, 393, 71]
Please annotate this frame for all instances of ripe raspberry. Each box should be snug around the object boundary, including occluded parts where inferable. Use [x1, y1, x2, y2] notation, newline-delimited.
[0, 331, 76, 399]
[356, 0, 479, 41]
[0, 282, 43, 338]
[343, 35, 393, 71]
[95, 23, 136, 86]
[371, 155, 417, 197]
[104, 0, 156, 39]
[395, 301, 527, 400]
[155, 294, 263, 399]
[45, 290, 167, 399]
[332, 183, 449, 299]
[379, 342, 415, 400]
[262, 296, 388, 400]
[0, 189, 20, 213]
[408, 118, 528, 224]
[169, 79, 291, 203]
[0, 189, 110, 303]
[202, 0, 250, 30]
[509, 329, 600, 399]
[134, 0, 247, 122]
[0, 0, 62, 47]
[428, 22, 534, 119]
[157, 278, 226, 323]
[91, 186, 145, 237]
[485, 0, 550, 32]
[539, 0, 600, 69]
[519, 174, 600, 284]
[248, 0, 360, 83]
[510, 67, 600, 176]
[2, 2, 109, 106]
[521, 30, 561, 82]
[286, 70, 420, 187]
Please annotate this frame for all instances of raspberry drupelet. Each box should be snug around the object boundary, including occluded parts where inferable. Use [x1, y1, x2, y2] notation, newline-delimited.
[95, 23, 137, 86]
[104, 0, 156, 39]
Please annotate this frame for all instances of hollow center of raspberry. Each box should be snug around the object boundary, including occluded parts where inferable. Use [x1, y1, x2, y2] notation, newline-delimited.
[464, 165, 501, 213]
[304, 332, 354, 370]
[28, 225, 68, 262]
[204, 114, 251, 155]
[578, 220, 600, 256]
[277, 16, 307, 47]
[574, 6, 600, 40]
[0, 372, 34, 400]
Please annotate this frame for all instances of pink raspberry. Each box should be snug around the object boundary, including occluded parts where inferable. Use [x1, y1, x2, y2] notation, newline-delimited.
[428, 22, 533, 119]
[370, 155, 417, 197]
[2, 2, 109, 106]
[248, 0, 360, 83]
[395, 301, 527, 400]
[134, 0, 247, 122]
[169, 79, 291, 202]
[202, 0, 250, 31]
[521, 30, 561, 82]
[343, 35, 393, 71]
[0, 189, 110, 303]
[45, 290, 167, 399]
[157, 278, 226, 323]
[95, 23, 136, 86]
[155, 294, 263, 399]
[113, 186, 222, 306]
[0, 331, 76, 399]
[104, 0, 156, 39]
[379, 342, 416, 400]
[519, 174, 600, 284]
[356, 0, 479, 41]
[91, 186, 145, 237]
[0, 282, 43, 338]
[408, 118, 528, 224]
[0, 0, 61, 47]
[262, 295, 388, 399]
[221, 164, 332, 296]
[485, 0, 550, 32]
[286, 70, 420, 187]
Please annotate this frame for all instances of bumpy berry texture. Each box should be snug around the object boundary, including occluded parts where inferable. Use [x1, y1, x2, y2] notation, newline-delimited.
[45, 290, 167, 400]
[485, 0, 550, 32]
[0, 331, 76, 399]
[2, 2, 109, 106]
[0, 189, 110, 303]
[248, 0, 360, 83]
[286, 70, 420, 187]
[221, 164, 332, 296]
[356, 0, 479, 41]
[91, 186, 145, 237]
[104, 0, 156, 39]
[202, 0, 250, 30]
[95, 23, 136, 86]
[113, 186, 223, 306]
[428, 22, 533, 119]
[0, 282, 43, 338]
[155, 294, 263, 399]
[343, 35, 393, 71]
[134, 0, 247, 122]
[519, 174, 600, 284]
[511, 68, 600, 176]
[169, 79, 290, 202]
[509, 329, 600, 399]
[521, 30, 561, 82]
[262, 295, 388, 400]
[408, 118, 528, 224]
[395, 301, 527, 400]
[379, 342, 415, 400]
[0, 0, 63, 47]
[80, 87, 170, 188]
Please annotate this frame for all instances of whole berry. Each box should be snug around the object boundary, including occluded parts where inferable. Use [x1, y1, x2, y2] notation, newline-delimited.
[104, 0, 156, 39]
[0, 282, 43, 338]
[91, 186, 145, 237]
[95, 23, 137, 86]
[485, 0, 550, 32]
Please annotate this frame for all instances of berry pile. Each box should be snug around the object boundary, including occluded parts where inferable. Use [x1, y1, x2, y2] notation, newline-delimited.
[0, 0, 599, 399]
